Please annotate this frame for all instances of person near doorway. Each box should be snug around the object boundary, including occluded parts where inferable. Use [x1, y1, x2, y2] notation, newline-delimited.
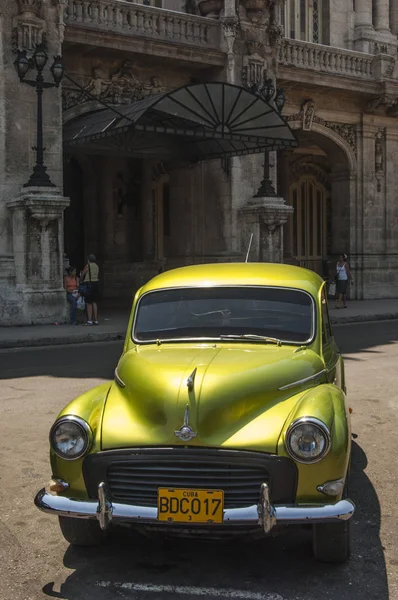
[64, 266, 80, 325]
[335, 253, 353, 309]
[80, 254, 100, 325]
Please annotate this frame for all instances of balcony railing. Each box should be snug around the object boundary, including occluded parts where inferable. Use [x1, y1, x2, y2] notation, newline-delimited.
[65, 0, 220, 49]
[278, 38, 374, 78]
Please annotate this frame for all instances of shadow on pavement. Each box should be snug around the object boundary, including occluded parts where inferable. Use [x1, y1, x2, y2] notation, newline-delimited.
[1, 320, 398, 381]
[334, 320, 398, 357]
[0, 340, 123, 381]
[41, 441, 387, 600]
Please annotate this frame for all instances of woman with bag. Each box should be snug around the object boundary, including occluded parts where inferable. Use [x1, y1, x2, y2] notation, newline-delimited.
[64, 266, 80, 325]
[80, 254, 100, 325]
[335, 253, 353, 309]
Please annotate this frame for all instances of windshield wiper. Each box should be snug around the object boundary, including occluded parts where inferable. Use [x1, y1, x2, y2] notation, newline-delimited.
[220, 334, 282, 346]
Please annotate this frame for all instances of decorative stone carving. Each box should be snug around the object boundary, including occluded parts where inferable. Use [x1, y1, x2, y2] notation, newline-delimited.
[62, 62, 165, 112]
[372, 53, 396, 80]
[198, 0, 223, 18]
[12, 0, 46, 52]
[323, 122, 357, 152]
[267, 0, 283, 47]
[241, 0, 267, 22]
[366, 95, 398, 117]
[375, 128, 386, 193]
[18, 0, 41, 15]
[246, 40, 267, 58]
[6, 187, 70, 325]
[287, 106, 357, 154]
[302, 100, 316, 131]
[222, 18, 239, 74]
[242, 41, 269, 89]
[53, 0, 67, 51]
[384, 63, 395, 78]
[185, 0, 198, 14]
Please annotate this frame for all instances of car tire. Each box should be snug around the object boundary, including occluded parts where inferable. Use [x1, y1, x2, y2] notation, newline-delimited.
[312, 520, 351, 563]
[58, 517, 107, 546]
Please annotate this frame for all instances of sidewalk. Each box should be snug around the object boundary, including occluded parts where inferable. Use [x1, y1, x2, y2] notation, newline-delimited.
[0, 299, 397, 350]
[0, 308, 130, 350]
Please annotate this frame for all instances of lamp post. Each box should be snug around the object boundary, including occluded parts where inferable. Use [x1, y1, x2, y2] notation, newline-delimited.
[248, 78, 286, 198]
[14, 44, 65, 188]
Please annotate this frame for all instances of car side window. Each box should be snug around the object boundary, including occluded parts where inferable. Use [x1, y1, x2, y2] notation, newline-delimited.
[321, 288, 332, 344]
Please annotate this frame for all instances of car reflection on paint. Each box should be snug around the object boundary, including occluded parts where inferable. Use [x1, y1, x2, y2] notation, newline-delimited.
[34, 263, 354, 562]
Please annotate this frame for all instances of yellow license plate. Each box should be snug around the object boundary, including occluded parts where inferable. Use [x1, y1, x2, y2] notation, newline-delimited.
[157, 488, 224, 524]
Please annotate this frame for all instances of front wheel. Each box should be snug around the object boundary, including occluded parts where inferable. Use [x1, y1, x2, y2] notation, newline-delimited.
[312, 520, 351, 563]
[58, 516, 107, 546]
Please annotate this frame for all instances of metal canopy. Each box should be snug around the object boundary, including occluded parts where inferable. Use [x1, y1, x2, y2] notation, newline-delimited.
[64, 82, 297, 159]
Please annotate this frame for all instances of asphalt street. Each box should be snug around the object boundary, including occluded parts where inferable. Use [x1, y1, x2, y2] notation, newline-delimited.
[0, 321, 397, 600]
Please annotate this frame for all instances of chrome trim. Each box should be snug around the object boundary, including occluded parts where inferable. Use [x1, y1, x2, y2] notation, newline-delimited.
[48, 478, 70, 492]
[187, 367, 197, 391]
[49, 415, 93, 461]
[97, 482, 113, 530]
[257, 483, 276, 534]
[278, 369, 327, 391]
[34, 484, 355, 531]
[317, 478, 345, 496]
[174, 404, 197, 442]
[114, 367, 126, 388]
[131, 285, 317, 347]
[285, 417, 331, 464]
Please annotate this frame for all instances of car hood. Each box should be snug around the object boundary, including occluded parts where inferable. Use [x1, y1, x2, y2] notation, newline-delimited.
[101, 343, 326, 453]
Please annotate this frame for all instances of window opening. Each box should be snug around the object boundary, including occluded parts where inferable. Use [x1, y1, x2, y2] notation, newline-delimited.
[285, 0, 323, 43]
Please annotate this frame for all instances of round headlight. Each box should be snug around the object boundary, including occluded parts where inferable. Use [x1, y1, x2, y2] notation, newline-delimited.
[286, 418, 331, 463]
[50, 416, 92, 460]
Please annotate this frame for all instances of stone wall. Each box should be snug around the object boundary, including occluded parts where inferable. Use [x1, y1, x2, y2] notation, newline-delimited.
[0, 1, 68, 325]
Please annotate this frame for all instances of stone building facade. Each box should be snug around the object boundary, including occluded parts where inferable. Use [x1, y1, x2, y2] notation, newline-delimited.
[1, 0, 398, 325]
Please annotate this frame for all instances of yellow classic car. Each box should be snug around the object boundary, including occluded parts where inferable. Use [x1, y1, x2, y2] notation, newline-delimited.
[35, 263, 354, 562]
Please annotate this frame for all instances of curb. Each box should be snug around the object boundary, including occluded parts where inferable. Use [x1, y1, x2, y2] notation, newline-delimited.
[0, 330, 126, 350]
[1, 313, 398, 350]
[330, 312, 398, 325]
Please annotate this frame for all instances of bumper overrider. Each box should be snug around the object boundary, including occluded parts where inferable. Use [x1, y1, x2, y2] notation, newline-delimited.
[34, 482, 355, 533]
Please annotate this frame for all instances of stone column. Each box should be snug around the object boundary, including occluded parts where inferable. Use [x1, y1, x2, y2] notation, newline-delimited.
[374, 0, 390, 31]
[6, 187, 69, 325]
[391, 0, 398, 35]
[355, 0, 373, 27]
[240, 196, 293, 263]
[354, 0, 374, 52]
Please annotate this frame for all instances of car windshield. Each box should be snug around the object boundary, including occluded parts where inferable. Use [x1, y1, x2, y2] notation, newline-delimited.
[133, 286, 314, 344]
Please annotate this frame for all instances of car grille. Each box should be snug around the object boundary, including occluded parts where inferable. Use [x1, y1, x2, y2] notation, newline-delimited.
[83, 448, 298, 509]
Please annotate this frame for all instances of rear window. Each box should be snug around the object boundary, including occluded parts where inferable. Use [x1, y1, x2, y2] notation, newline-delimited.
[133, 286, 315, 344]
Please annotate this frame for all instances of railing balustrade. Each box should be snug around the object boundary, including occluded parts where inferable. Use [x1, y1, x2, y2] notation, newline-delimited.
[65, 0, 220, 49]
[278, 38, 374, 78]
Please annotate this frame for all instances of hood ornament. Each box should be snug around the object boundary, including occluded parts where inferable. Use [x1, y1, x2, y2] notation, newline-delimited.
[174, 404, 197, 442]
[187, 367, 197, 391]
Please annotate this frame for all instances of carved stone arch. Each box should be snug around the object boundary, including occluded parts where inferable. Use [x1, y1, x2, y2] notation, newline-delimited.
[288, 155, 331, 190]
[288, 120, 357, 172]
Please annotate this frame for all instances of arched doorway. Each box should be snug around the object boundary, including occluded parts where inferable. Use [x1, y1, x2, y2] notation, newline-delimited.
[287, 174, 329, 275]
[279, 122, 356, 280]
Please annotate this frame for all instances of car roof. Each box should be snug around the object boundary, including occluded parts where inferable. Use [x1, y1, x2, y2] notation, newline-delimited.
[139, 263, 325, 298]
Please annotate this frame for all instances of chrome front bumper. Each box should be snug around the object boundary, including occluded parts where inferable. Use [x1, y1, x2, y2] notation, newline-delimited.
[34, 482, 355, 533]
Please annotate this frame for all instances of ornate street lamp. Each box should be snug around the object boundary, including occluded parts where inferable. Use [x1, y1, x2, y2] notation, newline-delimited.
[14, 43, 65, 188]
[274, 88, 286, 113]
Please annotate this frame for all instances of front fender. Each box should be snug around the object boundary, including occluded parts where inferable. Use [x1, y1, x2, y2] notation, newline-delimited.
[277, 384, 351, 503]
[50, 382, 112, 498]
